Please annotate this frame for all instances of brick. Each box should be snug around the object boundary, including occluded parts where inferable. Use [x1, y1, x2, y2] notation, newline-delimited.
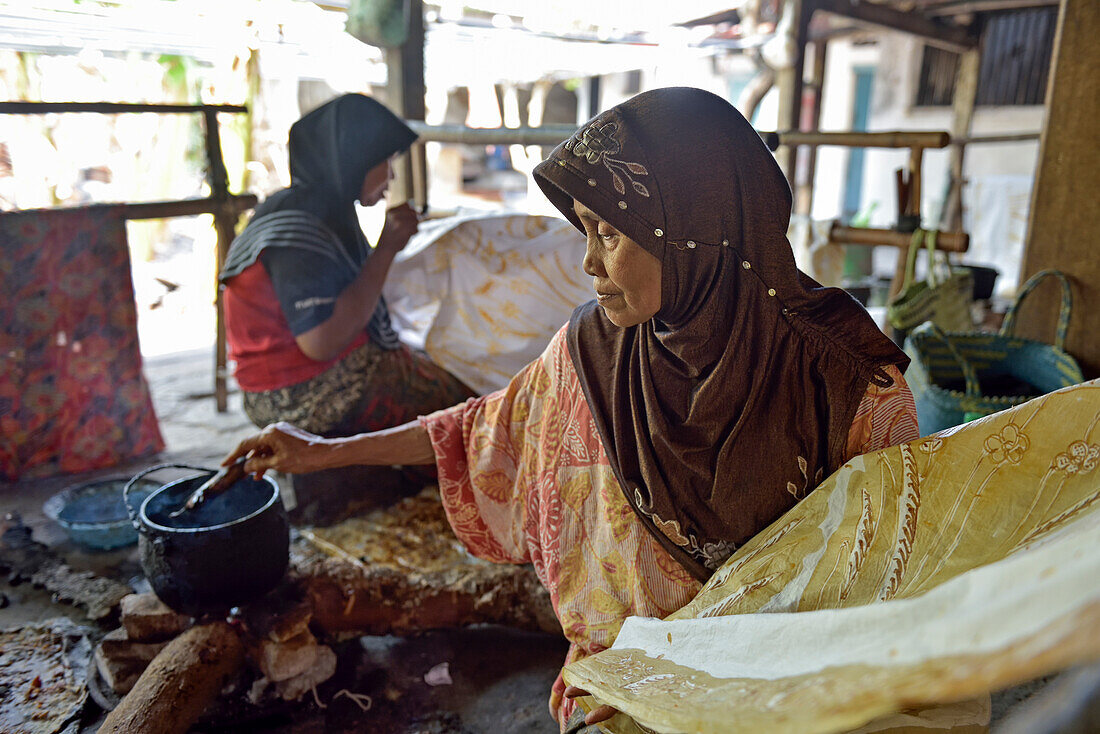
[120, 593, 192, 642]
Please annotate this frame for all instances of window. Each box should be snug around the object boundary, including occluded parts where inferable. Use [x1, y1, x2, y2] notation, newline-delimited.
[914, 6, 1058, 107]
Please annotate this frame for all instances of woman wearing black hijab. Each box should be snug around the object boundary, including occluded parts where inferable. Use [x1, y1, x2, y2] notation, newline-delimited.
[222, 88, 918, 728]
[221, 94, 473, 489]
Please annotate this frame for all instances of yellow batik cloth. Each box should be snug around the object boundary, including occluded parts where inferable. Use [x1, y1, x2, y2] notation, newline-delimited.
[564, 379, 1100, 734]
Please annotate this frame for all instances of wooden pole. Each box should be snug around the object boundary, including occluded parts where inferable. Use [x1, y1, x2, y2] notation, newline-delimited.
[775, 130, 950, 148]
[942, 48, 981, 232]
[202, 109, 235, 413]
[776, 0, 808, 187]
[404, 123, 950, 150]
[829, 223, 969, 253]
[907, 146, 924, 218]
[795, 38, 828, 217]
[889, 145, 926, 299]
[1018, 0, 1100, 378]
[0, 196, 257, 222]
[0, 101, 247, 115]
[386, 0, 426, 209]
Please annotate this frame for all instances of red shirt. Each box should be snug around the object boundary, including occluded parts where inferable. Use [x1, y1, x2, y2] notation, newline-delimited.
[223, 261, 367, 392]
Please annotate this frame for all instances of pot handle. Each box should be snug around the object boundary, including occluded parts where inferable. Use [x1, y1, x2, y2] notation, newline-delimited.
[124, 463, 216, 532]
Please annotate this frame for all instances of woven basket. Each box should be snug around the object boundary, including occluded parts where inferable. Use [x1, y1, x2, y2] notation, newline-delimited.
[904, 270, 1084, 435]
[887, 229, 974, 335]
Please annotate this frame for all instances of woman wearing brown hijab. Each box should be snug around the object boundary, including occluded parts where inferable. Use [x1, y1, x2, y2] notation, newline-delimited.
[223, 87, 918, 729]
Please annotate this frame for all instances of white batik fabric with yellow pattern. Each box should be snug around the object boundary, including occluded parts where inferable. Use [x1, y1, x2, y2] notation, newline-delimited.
[383, 212, 590, 395]
[564, 379, 1100, 734]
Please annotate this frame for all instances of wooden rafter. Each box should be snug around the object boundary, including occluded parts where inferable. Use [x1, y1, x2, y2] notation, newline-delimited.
[925, 0, 1059, 17]
[814, 0, 978, 51]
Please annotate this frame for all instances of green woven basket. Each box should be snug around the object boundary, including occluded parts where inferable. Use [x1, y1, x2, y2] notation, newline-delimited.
[904, 270, 1084, 436]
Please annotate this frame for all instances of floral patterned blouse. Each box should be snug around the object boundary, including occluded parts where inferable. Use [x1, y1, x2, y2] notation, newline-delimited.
[421, 326, 917, 728]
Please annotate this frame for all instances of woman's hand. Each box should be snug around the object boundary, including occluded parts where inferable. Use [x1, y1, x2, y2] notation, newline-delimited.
[376, 201, 420, 255]
[296, 201, 419, 361]
[223, 422, 343, 478]
[564, 685, 619, 726]
[222, 419, 437, 479]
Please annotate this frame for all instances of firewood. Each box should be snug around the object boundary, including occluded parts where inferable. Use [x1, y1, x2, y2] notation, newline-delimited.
[98, 621, 244, 734]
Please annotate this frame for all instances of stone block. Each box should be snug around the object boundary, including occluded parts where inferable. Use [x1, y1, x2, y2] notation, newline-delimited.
[252, 630, 320, 682]
[95, 644, 145, 696]
[275, 644, 337, 701]
[120, 593, 192, 642]
[97, 627, 170, 664]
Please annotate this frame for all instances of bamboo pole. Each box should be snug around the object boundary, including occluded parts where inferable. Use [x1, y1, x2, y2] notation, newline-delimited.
[829, 223, 969, 253]
[777, 130, 950, 148]
[405, 123, 951, 151]
[0, 101, 247, 115]
[405, 121, 577, 146]
[950, 132, 1041, 145]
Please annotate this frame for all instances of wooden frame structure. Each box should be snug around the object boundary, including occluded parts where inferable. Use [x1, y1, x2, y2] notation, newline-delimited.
[0, 101, 256, 412]
[764, 0, 1096, 376]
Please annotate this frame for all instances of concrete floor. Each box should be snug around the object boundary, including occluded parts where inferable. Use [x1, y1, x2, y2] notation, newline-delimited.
[0, 346, 566, 734]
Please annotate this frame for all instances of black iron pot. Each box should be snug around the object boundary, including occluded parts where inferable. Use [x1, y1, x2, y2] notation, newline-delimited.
[124, 464, 289, 616]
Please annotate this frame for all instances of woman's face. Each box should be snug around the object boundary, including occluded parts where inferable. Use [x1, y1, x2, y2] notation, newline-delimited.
[574, 199, 662, 328]
[358, 157, 395, 206]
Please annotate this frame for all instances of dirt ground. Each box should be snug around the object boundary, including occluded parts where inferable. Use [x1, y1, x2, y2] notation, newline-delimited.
[4, 347, 1099, 734]
[0, 347, 568, 734]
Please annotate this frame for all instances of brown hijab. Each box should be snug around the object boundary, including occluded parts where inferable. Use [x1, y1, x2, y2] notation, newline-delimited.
[532, 87, 908, 581]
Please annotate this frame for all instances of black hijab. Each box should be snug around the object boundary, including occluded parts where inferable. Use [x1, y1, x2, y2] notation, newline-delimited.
[249, 93, 417, 266]
[221, 94, 416, 348]
[533, 88, 908, 581]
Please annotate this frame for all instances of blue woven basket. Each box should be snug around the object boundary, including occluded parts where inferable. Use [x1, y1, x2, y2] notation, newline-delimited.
[904, 270, 1085, 436]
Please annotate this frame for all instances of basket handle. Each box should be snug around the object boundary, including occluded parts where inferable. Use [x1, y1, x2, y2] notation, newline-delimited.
[923, 230, 951, 289]
[899, 228, 924, 291]
[124, 463, 215, 531]
[918, 322, 981, 399]
[999, 269, 1073, 348]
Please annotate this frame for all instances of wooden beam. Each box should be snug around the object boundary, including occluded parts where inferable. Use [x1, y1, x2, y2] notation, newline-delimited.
[405, 121, 577, 146]
[926, 0, 1059, 17]
[0, 196, 257, 221]
[0, 101, 247, 115]
[815, 0, 978, 52]
[942, 48, 980, 231]
[1018, 0, 1100, 378]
